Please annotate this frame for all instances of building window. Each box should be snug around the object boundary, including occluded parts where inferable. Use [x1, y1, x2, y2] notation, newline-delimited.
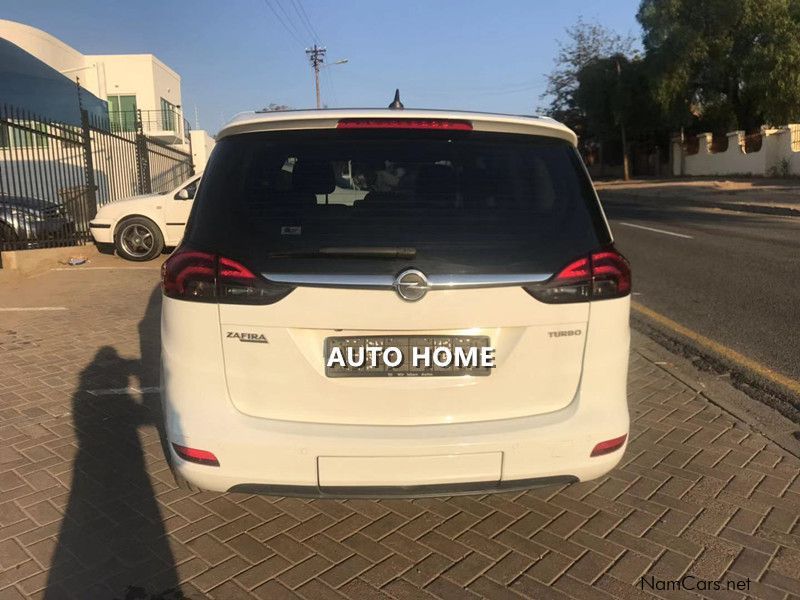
[161, 98, 177, 132]
[108, 95, 137, 132]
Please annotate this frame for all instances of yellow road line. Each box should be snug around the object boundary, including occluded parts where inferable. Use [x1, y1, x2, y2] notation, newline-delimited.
[632, 300, 800, 396]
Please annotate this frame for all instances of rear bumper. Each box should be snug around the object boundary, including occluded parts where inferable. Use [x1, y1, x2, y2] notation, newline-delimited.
[163, 388, 629, 496]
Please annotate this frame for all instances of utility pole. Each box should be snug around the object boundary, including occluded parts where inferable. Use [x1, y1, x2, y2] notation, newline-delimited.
[306, 44, 326, 109]
[616, 58, 630, 181]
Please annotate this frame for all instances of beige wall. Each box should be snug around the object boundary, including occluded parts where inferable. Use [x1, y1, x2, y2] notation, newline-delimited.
[86, 54, 182, 113]
[672, 126, 800, 177]
[0, 19, 84, 75]
[189, 130, 216, 171]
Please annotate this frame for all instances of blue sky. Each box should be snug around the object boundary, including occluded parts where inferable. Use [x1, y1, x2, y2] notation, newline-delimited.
[3, 0, 642, 134]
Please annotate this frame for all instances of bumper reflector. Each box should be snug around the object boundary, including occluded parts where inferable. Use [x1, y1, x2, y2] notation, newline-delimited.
[590, 434, 627, 457]
[172, 443, 220, 466]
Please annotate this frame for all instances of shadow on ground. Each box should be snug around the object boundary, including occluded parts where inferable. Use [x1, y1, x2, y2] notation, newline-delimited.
[44, 286, 182, 599]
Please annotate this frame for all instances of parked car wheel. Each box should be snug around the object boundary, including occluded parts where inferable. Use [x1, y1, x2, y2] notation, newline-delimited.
[114, 216, 164, 261]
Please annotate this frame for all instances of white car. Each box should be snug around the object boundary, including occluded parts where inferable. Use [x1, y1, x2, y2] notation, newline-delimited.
[160, 107, 631, 497]
[89, 174, 202, 261]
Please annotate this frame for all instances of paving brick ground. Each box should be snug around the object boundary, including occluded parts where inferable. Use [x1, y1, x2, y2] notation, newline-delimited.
[0, 264, 798, 599]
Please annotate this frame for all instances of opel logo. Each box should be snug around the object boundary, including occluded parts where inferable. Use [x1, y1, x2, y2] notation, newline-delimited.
[393, 269, 429, 302]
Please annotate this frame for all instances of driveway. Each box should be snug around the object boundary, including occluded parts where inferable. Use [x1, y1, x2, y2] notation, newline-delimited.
[0, 264, 798, 599]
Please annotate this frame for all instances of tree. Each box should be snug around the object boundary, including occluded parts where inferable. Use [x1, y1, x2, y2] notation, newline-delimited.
[638, 0, 800, 132]
[575, 54, 661, 179]
[261, 103, 291, 112]
[540, 18, 637, 136]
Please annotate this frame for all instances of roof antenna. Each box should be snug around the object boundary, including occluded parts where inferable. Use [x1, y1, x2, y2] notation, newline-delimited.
[388, 89, 404, 109]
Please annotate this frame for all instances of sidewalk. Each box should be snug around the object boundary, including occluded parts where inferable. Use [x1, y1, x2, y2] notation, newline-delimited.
[595, 179, 800, 216]
[1, 266, 799, 599]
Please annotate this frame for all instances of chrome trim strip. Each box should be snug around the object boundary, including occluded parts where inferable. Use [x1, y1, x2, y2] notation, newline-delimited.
[263, 272, 552, 289]
[264, 273, 394, 288]
[426, 273, 551, 288]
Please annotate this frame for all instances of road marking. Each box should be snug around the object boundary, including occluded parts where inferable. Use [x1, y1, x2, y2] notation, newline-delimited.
[0, 307, 68, 312]
[618, 222, 694, 239]
[87, 386, 159, 396]
[51, 266, 159, 271]
[632, 301, 800, 395]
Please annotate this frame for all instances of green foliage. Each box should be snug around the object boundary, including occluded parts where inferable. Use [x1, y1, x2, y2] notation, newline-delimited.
[575, 55, 660, 143]
[637, 0, 800, 131]
[262, 103, 292, 112]
[543, 1, 800, 148]
[540, 18, 637, 136]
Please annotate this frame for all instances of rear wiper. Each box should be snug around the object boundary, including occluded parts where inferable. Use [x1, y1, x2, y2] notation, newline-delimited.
[268, 247, 417, 259]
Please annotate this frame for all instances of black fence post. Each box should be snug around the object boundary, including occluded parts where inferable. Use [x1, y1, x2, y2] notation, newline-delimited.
[80, 109, 98, 222]
[135, 109, 152, 194]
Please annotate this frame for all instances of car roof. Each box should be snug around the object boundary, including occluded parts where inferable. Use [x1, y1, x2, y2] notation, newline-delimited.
[217, 108, 577, 146]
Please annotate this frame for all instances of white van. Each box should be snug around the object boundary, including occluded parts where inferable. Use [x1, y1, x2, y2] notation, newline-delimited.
[160, 107, 631, 497]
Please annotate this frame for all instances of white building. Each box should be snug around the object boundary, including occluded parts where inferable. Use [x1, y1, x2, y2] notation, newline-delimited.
[0, 19, 213, 156]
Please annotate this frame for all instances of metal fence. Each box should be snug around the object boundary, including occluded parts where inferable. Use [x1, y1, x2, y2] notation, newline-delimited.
[0, 104, 193, 252]
[108, 109, 191, 144]
[789, 125, 800, 152]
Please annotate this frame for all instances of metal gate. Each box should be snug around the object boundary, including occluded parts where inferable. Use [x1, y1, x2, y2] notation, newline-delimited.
[0, 103, 193, 253]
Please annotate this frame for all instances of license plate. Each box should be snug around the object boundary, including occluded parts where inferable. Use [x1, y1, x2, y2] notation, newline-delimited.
[324, 335, 492, 378]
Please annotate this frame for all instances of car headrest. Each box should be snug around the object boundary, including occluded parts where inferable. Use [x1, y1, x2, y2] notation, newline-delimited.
[415, 164, 457, 196]
[292, 161, 335, 195]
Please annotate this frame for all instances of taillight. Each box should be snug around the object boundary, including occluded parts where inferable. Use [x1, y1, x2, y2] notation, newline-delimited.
[161, 246, 294, 304]
[161, 249, 216, 300]
[337, 118, 473, 131]
[590, 434, 627, 457]
[172, 443, 220, 466]
[526, 249, 631, 304]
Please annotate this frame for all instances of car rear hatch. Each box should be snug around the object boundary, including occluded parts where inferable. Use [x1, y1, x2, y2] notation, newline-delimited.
[168, 117, 619, 426]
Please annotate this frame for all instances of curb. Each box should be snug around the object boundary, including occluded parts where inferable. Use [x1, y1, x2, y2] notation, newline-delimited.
[630, 327, 800, 459]
[599, 189, 800, 218]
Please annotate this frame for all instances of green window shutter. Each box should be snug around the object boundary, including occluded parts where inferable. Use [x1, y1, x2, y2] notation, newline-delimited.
[108, 95, 137, 132]
[161, 98, 175, 131]
[120, 96, 137, 132]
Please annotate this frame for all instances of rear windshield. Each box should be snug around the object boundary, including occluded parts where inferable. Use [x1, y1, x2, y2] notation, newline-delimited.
[187, 129, 609, 275]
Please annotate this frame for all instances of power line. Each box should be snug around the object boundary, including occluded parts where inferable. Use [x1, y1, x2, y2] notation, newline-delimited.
[262, 0, 305, 46]
[291, 0, 321, 43]
[274, 0, 307, 43]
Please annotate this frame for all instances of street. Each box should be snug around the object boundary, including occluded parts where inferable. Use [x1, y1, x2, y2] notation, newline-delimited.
[600, 190, 800, 408]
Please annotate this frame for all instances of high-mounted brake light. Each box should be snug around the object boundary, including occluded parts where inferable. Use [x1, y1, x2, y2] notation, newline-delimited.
[172, 443, 220, 466]
[590, 434, 627, 457]
[337, 118, 473, 131]
[161, 246, 294, 304]
[525, 249, 631, 304]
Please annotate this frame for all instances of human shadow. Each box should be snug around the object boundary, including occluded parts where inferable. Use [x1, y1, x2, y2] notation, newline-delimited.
[45, 286, 181, 599]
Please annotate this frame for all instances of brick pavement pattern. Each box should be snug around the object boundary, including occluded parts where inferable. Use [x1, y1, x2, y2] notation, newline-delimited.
[0, 267, 798, 599]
